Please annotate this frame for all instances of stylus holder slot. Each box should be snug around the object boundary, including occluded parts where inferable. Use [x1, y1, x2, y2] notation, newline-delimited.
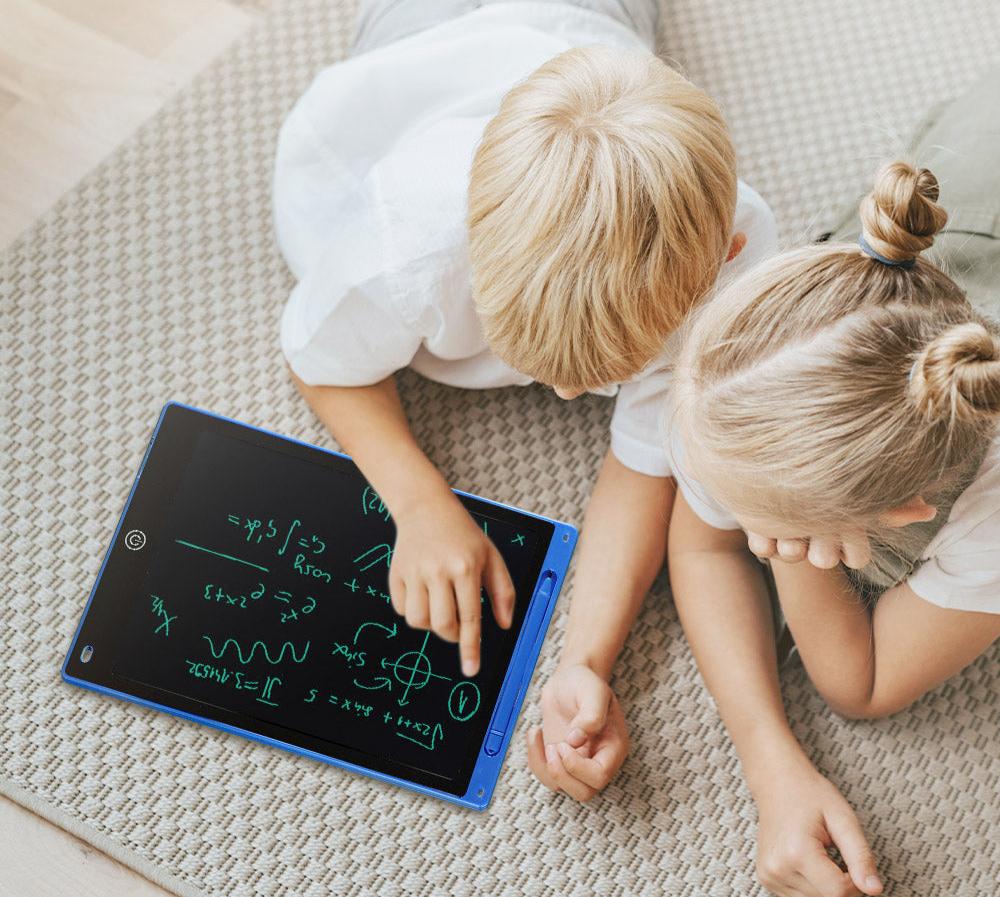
[483, 570, 557, 755]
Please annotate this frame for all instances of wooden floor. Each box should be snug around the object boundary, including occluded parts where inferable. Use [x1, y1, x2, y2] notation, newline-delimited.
[0, 0, 260, 250]
[0, 1, 264, 893]
[0, 795, 175, 897]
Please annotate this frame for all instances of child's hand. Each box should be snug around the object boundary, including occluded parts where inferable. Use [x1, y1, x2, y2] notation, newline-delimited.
[524, 662, 630, 801]
[388, 491, 515, 677]
[754, 764, 883, 897]
[746, 530, 872, 570]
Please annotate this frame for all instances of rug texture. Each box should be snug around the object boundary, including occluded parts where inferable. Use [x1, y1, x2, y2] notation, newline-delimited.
[2, 1, 999, 895]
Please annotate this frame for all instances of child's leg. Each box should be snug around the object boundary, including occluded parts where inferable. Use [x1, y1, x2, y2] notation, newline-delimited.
[817, 66, 1000, 317]
[348, 0, 661, 58]
[349, 1, 480, 56]
[573, 0, 660, 48]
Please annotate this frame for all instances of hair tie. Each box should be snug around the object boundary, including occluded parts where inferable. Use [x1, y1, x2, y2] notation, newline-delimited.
[858, 232, 916, 269]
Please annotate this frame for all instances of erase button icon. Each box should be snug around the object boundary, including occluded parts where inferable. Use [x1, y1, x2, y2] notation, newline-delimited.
[124, 529, 147, 551]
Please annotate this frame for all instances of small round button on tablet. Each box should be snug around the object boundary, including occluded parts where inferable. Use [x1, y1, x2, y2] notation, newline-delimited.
[124, 529, 146, 550]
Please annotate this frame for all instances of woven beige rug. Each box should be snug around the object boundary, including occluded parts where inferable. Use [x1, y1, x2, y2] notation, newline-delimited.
[2, 1, 999, 895]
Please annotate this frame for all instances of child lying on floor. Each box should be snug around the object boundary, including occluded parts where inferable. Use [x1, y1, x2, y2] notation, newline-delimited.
[667, 154, 1000, 897]
[272, 0, 775, 788]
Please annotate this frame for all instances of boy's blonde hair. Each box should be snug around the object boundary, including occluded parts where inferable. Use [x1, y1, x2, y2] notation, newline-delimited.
[468, 46, 737, 390]
[672, 160, 1000, 558]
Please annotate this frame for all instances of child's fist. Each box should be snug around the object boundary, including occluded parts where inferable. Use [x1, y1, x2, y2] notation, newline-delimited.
[754, 764, 883, 897]
[525, 662, 629, 801]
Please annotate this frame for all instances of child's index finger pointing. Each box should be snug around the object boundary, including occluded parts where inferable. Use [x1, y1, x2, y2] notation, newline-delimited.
[459, 609, 480, 677]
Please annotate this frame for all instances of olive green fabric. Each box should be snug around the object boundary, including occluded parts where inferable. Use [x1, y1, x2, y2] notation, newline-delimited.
[814, 66, 1000, 595]
[819, 66, 1000, 314]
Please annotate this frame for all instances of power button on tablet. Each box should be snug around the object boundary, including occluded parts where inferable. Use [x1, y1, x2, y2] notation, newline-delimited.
[124, 529, 146, 550]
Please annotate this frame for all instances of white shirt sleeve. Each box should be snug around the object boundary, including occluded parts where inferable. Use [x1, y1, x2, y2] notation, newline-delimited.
[725, 180, 780, 281]
[664, 423, 742, 530]
[677, 478, 743, 531]
[278, 196, 424, 387]
[907, 442, 1000, 614]
[609, 362, 674, 477]
[907, 518, 1000, 613]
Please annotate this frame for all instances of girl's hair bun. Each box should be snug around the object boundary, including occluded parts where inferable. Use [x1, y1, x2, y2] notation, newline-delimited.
[910, 322, 1000, 422]
[858, 161, 948, 264]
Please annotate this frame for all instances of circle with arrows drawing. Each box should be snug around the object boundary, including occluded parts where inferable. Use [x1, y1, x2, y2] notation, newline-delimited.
[383, 632, 450, 705]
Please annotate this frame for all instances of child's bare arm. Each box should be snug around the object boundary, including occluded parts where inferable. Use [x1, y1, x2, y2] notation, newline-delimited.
[668, 494, 882, 897]
[560, 448, 674, 678]
[525, 448, 673, 799]
[287, 363, 515, 676]
[668, 493, 801, 789]
[769, 560, 1000, 718]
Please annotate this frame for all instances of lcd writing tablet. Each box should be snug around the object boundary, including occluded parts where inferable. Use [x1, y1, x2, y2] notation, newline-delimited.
[63, 402, 577, 809]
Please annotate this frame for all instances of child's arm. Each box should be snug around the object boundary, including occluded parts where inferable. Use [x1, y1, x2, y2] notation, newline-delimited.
[525, 449, 674, 800]
[287, 364, 515, 677]
[769, 561, 1000, 718]
[557, 449, 674, 679]
[668, 493, 883, 897]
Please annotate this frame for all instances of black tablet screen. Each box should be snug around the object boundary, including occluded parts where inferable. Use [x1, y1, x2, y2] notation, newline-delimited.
[110, 425, 549, 793]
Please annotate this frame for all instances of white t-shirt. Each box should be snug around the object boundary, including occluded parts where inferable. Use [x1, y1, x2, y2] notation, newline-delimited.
[670, 424, 1000, 615]
[272, 2, 778, 477]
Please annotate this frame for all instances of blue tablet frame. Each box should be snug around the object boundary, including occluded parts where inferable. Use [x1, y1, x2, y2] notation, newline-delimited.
[62, 400, 578, 810]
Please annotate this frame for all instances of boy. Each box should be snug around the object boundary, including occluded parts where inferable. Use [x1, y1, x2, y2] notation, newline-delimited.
[273, 0, 777, 795]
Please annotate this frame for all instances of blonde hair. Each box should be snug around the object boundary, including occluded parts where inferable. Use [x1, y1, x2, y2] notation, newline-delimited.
[672, 160, 1000, 554]
[468, 46, 737, 390]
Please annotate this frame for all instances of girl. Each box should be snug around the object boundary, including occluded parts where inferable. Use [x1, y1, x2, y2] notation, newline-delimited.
[667, 150, 1000, 897]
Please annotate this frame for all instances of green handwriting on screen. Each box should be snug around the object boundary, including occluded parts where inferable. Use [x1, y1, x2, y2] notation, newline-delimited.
[120, 471, 531, 767]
